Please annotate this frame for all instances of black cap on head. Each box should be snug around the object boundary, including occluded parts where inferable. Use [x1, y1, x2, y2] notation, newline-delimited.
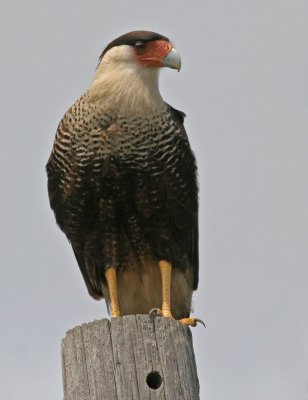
[98, 30, 170, 64]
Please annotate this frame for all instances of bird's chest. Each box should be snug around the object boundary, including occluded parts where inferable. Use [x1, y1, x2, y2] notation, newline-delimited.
[85, 116, 184, 175]
[68, 112, 191, 214]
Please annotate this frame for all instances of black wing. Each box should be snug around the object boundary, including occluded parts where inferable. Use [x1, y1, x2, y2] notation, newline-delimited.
[164, 103, 199, 289]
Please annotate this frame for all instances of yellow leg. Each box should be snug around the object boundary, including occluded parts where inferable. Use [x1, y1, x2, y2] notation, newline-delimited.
[159, 260, 173, 318]
[154, 260, 205, 328]
[105, 267, 121, 317]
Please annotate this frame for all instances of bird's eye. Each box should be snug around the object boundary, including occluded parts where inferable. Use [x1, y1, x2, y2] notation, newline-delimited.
[134, 41, 147, 52]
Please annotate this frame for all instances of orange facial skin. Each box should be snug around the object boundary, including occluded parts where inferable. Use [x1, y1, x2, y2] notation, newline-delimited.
[135, 40, 173, 67]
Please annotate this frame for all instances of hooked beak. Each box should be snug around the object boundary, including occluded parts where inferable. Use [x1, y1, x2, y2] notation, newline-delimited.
[162, 48, 181, 71]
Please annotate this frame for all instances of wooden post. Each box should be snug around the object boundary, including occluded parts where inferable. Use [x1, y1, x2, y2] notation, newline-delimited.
[61, 315, 200, 400]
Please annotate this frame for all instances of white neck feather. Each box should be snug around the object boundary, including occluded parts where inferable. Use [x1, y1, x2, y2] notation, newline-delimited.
[89, 46, 164, 116]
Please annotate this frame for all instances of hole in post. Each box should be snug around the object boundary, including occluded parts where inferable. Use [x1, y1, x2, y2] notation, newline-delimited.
[146, 371, 162, 390]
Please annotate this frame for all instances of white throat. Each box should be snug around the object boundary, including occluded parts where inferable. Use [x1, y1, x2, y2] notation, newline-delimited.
[89, 46, 164, 115]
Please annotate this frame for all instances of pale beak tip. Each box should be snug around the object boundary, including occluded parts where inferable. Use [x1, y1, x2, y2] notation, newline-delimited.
[162, 48, 181, 71]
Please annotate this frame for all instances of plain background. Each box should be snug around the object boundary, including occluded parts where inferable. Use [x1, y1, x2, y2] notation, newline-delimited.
[1, 1, 307, 399]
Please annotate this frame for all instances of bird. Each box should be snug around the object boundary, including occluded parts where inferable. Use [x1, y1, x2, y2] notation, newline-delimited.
[46, 30, 200, 326]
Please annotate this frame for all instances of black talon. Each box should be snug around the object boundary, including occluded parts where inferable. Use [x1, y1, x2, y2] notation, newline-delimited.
[195, 318, 206, 328]
[149, 308, 162, 318]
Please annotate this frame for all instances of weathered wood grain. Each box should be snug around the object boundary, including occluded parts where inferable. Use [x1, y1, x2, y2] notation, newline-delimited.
[62, 315, 200, 400]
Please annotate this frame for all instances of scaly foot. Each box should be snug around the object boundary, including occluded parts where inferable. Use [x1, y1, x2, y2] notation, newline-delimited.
[149, 309, 205, 327]
[179, 317, 206, 327]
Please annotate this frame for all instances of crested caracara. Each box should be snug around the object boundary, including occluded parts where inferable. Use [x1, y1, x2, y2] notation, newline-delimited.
[47, 31, 200, 326]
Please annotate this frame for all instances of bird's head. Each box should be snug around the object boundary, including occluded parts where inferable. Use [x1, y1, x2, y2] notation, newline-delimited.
[91, 31, 181, 113]
[97, 30, 181, 72]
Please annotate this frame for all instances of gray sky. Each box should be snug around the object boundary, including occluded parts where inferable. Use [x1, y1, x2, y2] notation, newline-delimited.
[1, 1, 307, 399]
